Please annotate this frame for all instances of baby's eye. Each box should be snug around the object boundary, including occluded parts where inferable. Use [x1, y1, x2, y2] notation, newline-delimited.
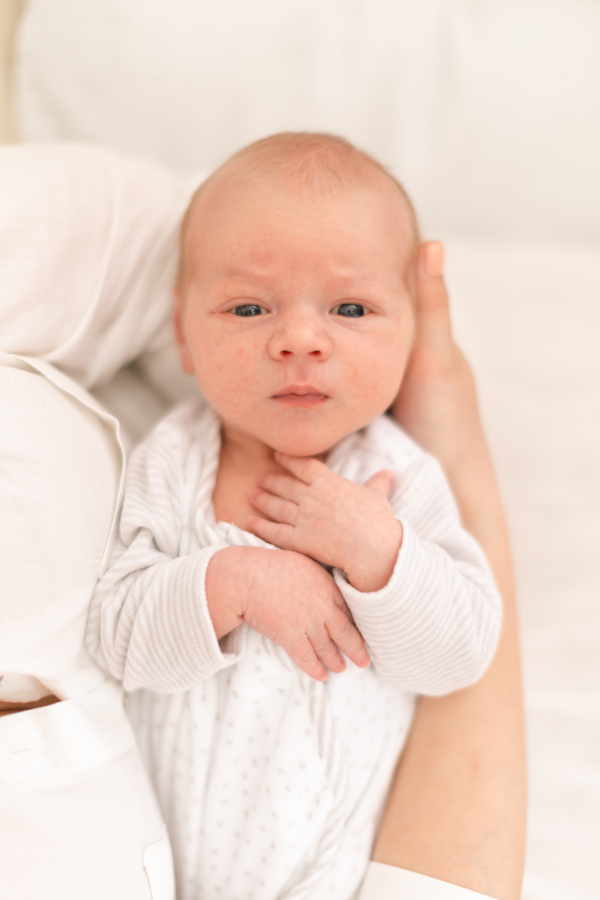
[231, 304, 268, 317]
[331, 302, 368, 318]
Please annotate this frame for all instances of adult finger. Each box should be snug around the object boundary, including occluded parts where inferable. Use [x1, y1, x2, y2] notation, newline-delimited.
[363, 470, 395, 497]
[326, 604, 371, 669]
[249, 488, 298, 524]
[416, 242, 452, 326]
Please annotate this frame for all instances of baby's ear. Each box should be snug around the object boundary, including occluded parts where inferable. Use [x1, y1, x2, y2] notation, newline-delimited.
[173, 288, 196, 375]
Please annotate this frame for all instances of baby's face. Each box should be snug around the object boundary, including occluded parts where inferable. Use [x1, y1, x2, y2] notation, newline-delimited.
[175, 174, 416, 456]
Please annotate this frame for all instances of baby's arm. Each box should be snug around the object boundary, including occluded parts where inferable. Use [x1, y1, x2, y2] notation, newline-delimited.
[86, 520, 235, 691]
[88, 538, 368, 690]
[249, 451, 502, 695]
[86, 424, 369, 691]
[206, 546, 369, 681]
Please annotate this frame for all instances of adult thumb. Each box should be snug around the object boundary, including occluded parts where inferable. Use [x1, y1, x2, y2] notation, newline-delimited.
[416, 241, 450, 316]
[364, 470, 395, 497]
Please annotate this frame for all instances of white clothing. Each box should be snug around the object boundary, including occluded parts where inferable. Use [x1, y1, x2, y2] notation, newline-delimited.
[0, 355, 176, 899]
[0, 144, 196, 898]
[0, 353, 122, 704]
[87, 400, 501, 900]
[0, 678, 174, 900]
[357, 862, 496, 899]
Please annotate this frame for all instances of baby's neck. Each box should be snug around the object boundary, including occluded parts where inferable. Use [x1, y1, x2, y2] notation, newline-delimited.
[212, 422, 329, 531]
[211, 424, 285, 530]
[220, 424, 277, 472]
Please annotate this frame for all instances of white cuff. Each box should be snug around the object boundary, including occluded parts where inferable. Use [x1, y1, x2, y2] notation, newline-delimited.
[357, 862, 497, 899]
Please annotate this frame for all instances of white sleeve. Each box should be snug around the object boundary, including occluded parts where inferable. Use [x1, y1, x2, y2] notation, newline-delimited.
[334, 455, 502, 695]
[86, 419, 244, 692]
[358, 862, 496, 899]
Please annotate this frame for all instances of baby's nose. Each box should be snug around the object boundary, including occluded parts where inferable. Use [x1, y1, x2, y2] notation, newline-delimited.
[268, 310, 332, 360]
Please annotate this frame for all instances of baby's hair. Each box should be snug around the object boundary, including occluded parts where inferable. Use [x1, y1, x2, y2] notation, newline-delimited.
[178, 132, 420, 289]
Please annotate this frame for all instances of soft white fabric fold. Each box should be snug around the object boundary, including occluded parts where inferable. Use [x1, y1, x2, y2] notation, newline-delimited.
[0, 143, 201, 388]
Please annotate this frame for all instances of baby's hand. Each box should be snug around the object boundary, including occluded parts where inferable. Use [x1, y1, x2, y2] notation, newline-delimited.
[205, 545, 370, 681]
[248, 454, 403, 593]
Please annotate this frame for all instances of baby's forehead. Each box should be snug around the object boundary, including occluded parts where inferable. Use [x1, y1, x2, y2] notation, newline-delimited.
[191, 155, 414, 231]
[180, 136, 419, 287]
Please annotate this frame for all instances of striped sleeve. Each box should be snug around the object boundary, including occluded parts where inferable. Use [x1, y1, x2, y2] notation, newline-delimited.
[86, 410, 245, 692]
[333, 454, 502, 695]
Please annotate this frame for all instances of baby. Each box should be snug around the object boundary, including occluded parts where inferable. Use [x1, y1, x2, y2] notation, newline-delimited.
[87, 133, 501, 900]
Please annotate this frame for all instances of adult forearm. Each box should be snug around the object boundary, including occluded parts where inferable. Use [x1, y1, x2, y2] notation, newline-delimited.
[372, 428, 526, 899]
[372, 242, 527, 898]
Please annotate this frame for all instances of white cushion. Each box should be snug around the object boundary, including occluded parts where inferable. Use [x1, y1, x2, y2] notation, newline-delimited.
[0, 354, 120, 699]
[12, 0, 600, 246]
[0, 143, 200, 388]
[0, 144, 200, 699]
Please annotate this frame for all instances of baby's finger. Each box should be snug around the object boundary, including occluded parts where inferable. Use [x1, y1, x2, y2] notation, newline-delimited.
[248, 516, 297, 550]
[286, 636, 328, 681]
[332, 593, 358, 628]
[274, 453, 328, 485]
[307, 623, 347, 675]
[326, 605, 371, 669]
[249, 488, 297, 525]
[363, 470, 395, 497]
[256, 472, 305, 502]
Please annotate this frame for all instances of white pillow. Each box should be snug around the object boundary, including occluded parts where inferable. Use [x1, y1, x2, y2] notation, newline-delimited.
[0, 143, 201, 388]
[0, 353, 121, 700]
[0, 144, 200, 700]
[12, 0, 600, 246]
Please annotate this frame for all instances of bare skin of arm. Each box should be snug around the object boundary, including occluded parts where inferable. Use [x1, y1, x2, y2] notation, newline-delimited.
[0, 694, 59, 717]
[372, 242, 527, 899]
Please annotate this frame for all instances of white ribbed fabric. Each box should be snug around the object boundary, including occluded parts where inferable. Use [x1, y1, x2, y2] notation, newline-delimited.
[87, 400, 501, 900]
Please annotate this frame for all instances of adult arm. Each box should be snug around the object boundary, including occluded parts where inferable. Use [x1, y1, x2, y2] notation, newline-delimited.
[370, 243, 526, 899]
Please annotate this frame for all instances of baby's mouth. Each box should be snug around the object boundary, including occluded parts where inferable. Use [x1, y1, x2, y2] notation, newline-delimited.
[272, 385, 329, 407]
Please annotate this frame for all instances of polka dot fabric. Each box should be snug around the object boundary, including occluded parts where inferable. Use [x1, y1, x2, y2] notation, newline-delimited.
[90, 401, 500, 899]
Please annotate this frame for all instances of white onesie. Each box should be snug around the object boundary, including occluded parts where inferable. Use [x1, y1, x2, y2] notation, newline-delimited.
[87, 399, 501, 900]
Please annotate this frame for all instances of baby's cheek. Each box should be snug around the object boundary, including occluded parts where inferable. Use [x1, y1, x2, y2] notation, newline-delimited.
[358, 352, 401, 408]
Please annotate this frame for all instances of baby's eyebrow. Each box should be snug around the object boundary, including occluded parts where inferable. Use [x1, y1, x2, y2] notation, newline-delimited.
[213, 264, 406, 299]
[216, 264, 272, 281]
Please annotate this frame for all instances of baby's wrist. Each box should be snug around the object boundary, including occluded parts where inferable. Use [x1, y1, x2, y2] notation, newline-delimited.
[205, 546, 252, 639]
[343, 519, 403, 593]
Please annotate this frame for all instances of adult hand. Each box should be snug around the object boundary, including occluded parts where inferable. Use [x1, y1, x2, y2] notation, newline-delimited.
[375, 242, 526, 900]
[394, 242, 499, 553]
[393, 242, 481, 477]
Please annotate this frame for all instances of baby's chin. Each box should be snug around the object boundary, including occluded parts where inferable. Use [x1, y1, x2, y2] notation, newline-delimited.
[217, 402, 388, 458]
[257, 418, 361, 458]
